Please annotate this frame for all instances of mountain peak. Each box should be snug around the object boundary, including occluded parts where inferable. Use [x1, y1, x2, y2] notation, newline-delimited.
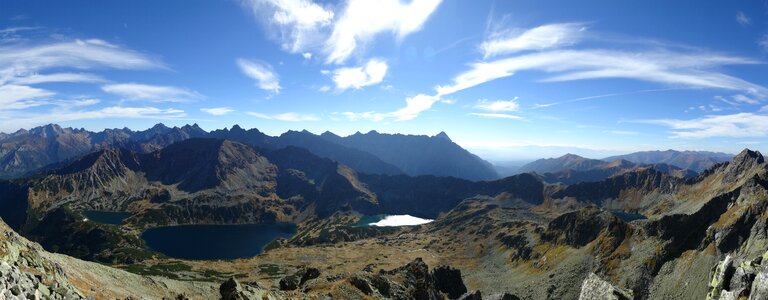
[150, 123, 169, 131]
[733, 149, 764, 164]
[434, 131, 451, 142]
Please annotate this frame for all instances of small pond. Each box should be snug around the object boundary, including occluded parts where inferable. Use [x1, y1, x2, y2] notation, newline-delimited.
[611, 211, 648, 222]
[83, 211, 131, 225]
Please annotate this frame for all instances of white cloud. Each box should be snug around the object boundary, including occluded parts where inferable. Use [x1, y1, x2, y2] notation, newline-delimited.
[246, 111, 320, 121]
[642, 112, 768, 138]
[102, 83, 201, 102]
[240, 0, 334, 53]
[390, 94, 441, 121]
[338, 23, 767, 122]
[331, 58, 388, 90]
[318, 85, 331, 92]
[732, 94, 759, 105]
[759, 35, 768, 53]
[338, 111, 387, 122]
[0, 85, 54, 110]
[469, 112, 523, 119]
[436, 49, 765, 98]
[302, 52, 312, 60]
[325, 0, 442, 64]
[474, 98, 520, 112]
[0, 106, 185, 132]
[236, 58, 281, 93]
[480, 23, 586, 58]
[8, 73, 104, 85]
[0, 39, 161, 83]
[736, 11, 751, 26]
[200, 107, 235, 116]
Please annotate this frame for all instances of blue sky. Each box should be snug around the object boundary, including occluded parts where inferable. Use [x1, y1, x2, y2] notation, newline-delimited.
[1, 0, 767, 161]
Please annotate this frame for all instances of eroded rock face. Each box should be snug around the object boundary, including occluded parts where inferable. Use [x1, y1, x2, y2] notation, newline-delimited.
[706, 252, 768, 300]
[578, 273, 632, 300]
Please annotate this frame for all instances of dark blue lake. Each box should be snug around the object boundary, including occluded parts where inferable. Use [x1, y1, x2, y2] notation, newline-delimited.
[141, 224, 296, 260]
[84, 211, 131, 225]
[611, 211, 647, 222]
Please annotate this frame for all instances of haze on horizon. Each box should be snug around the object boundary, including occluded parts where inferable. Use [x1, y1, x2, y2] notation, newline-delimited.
[1, 0, 766, 161]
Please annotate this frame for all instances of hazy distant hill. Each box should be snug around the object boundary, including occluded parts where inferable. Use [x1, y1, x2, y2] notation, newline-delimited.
[603, 149, 733, 172]
[519, 153, 696, 184]
[517, 153, 606, 174]
[320, 130, 498, 181]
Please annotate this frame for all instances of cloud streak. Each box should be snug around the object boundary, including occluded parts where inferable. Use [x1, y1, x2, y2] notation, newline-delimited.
[480, 23, 586, 58]
[246, 111, 320, 121]
[102, 83, 201, 103]
[641, 112, 768, 138]
[236, 58, 282, 93]
[331, 58, 388, 90]
[200, 107, 235, 116]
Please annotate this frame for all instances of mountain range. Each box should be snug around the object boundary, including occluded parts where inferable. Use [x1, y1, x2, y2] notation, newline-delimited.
[0, 123, 498, 181]
[2, 124, 765, 300]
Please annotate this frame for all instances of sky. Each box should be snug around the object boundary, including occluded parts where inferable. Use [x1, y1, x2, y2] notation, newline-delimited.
[0, 0, 767, 161]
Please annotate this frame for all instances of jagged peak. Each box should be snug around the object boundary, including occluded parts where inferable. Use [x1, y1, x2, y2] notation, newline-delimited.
[733, 148, 764, 164]
[149, 123, 169, 131]
[434, 131, 451, 142]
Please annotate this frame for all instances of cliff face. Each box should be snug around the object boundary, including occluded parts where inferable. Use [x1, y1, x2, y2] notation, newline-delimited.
[0, 218, 223, 299]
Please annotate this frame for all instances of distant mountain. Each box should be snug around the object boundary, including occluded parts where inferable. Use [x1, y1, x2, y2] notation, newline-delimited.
[518, 153, 696, 184]
[603, 150, 732, 172]
[0, 123, 209, 179]
[517, 154, 606, 174]
[320, 130, 498, 181]
[4, 124, 507, 180]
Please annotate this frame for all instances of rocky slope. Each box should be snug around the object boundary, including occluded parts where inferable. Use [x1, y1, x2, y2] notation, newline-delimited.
[0, 217, 226, 299]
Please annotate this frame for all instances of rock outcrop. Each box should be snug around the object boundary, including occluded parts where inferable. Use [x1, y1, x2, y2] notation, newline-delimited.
[578, 273, 632, 300]
[706, 252, 768, 300]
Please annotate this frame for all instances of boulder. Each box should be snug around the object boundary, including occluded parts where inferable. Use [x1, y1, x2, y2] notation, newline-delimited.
[578, 273, 632, 300]
[219, 277, 247, 300]
[433, 265, 468, 299]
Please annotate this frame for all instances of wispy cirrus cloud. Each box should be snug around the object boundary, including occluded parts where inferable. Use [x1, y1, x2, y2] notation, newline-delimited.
[0, 85, 54, 110]
[246, 111, 320, 121]
[736, 11, 751, 26]
[236, 58, 281, 94]
[0, 106, 185, 132]
[759, 35, 768, 53]
[480, 23, 586, 58]
[331, 58, 388, 90]
[200, 107, 235, 116]
[474, 98, 520, 112]
[469, 112, 523, 119]
[7, 72, 104, 85]
[640, 112, 768, 138]
[436, 49, 764, 97]
[0, 37, 165, 110]
[102, 83, 202, 103]
[0, 39, 162, 82]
